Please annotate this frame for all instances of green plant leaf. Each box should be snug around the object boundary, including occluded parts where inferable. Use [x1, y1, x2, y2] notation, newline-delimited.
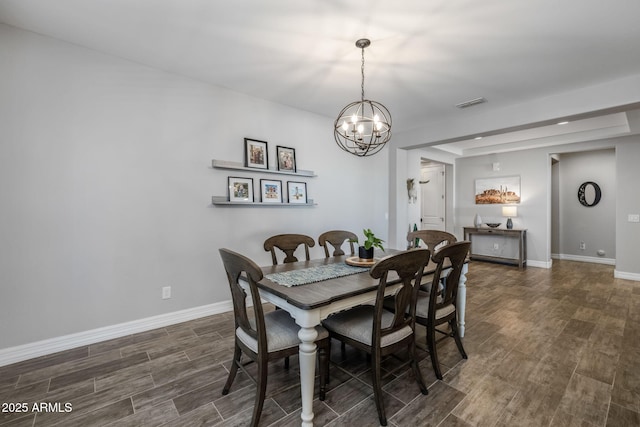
[361, 228, 384, 251]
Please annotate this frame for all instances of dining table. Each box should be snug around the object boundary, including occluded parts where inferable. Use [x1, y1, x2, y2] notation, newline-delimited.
[248, 249, 469, 427]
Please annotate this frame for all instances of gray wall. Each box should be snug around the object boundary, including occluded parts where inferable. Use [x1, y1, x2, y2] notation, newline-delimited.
[388, 135, 640, 275]
[0, 24, 389, 350]
[416, 140, 638, 274]
[556, 149, 616, 260]
[454, 149, 550, 265]
[615, 139, 640, 277]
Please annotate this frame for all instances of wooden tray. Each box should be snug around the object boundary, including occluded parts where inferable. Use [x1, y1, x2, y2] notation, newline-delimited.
[345, 256, 377, 267]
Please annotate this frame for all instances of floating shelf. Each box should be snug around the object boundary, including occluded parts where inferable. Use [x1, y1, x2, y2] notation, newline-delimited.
[211, 196, 317, 207]
[212, 159, 316, 177]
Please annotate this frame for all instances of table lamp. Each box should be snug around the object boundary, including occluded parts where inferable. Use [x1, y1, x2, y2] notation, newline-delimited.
[502, 206, 517, 229]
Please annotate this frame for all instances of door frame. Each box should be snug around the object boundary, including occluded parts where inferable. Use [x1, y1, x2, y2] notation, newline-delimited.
[420, 162, 446, 230]
[420, 159, 454, 234]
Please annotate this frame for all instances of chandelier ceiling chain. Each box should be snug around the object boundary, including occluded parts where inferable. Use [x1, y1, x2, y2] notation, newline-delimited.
[360, 44, 365, 101]
[334, 38, 392, 157]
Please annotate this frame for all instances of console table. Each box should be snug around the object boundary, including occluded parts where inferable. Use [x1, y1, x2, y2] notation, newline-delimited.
[463, 227, 527, 269]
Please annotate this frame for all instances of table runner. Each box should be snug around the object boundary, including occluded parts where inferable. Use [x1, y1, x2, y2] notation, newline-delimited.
[265, 263, 369, 287]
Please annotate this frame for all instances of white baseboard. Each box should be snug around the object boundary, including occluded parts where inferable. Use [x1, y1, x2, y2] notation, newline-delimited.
[553, 253, 616, 265]
[614, 270, 640, 282]
[527, 259, 553, 269]
[0, 301, 233, 368]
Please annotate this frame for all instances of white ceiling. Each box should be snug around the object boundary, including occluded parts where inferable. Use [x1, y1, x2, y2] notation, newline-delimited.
[2, 0, 640, 156]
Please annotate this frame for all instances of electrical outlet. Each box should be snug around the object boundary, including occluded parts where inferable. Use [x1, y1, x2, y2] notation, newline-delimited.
[162, 286, 171, 299]
[579, 242, 586, 250]
[493, 243, 499, 250]
[629, 214, 640, 223]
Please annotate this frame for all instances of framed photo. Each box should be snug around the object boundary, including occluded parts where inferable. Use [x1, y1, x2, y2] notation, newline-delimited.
[228, 177, 254, 203]
[244, 138, 268, 169]
[475, 175, 521, 204]
[287, 181, 307, 204]
[260, 179, 283, 203]
[276, 145, 296, 172]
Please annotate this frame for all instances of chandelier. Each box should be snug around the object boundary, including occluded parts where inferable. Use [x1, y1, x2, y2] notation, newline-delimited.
[334, 39, 392, 157]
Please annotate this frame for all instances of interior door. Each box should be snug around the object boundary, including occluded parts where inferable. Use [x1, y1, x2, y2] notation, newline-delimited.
[420, 164, 446, 231]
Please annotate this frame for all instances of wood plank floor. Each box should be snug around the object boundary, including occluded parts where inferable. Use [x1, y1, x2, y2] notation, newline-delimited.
[1, 260, 639, 426]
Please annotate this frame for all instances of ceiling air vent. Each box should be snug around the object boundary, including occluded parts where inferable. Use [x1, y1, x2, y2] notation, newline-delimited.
[455, 97, 487, 109]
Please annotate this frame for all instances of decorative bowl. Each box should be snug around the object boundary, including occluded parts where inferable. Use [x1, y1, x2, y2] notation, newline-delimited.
[485, 223, 501, 228]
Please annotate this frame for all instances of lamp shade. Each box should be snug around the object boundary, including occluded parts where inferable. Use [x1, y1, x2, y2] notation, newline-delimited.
[502, 206, 518, 217]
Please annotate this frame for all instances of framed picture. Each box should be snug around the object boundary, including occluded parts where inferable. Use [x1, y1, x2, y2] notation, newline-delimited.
[260, 179, 283, 203]
[287, 181, 307, 204]
[228, 177, 254, 203]
[244, 138, 268, 169]
[475, 175, 521, 204]
[276, 145, 296, 172]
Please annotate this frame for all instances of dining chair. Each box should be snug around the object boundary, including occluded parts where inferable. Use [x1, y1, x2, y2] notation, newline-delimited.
[218, 248, 330, 427]
[407, 229, 457, 252]
[263, 233, 315, 265]
[263, 233, 316, 369]
[407, 230, 457, 293]
[318, 230, 357, 257]
[322, 249, 430, 426]
[414, 241, 470, 379]
[317, 229, 359, 354]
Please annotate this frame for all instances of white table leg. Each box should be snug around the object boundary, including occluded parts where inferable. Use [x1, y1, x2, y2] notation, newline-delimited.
[298, 326, 318, 427]
[457, 263, 468, 337]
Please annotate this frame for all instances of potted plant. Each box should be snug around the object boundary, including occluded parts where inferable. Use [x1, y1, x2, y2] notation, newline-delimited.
[354, 228, 385, 260]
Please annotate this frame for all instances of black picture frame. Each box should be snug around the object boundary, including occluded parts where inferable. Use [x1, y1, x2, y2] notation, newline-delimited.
[287, 181, 307, 204]
[260, 179, 283, 203]
[228, 176, 254, 203]
[276, 145, 296, 173]
[245, 138, 268, 169]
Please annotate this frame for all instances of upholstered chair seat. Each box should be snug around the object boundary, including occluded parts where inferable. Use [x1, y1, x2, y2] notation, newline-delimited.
[237, 310, 329, 353]
[322, 306, 412, 348]
[414, 292, 455, 319]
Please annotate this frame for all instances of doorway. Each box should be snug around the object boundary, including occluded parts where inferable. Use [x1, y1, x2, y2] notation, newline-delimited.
[420, 162, 446, 231]
[549, 149, 616, 264]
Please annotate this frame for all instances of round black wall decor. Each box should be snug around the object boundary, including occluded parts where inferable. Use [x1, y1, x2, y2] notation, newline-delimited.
[577, 181, 601, 207]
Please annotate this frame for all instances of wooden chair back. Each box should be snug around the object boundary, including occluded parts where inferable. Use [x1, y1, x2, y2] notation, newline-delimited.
[219, 248, 267, 354]
[318, 230, 357, 257]
[263, 233, 315, 265]
[427, 241, 470, 320]
[370, 249, 431, 346]
[407, 230, 457, 252]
